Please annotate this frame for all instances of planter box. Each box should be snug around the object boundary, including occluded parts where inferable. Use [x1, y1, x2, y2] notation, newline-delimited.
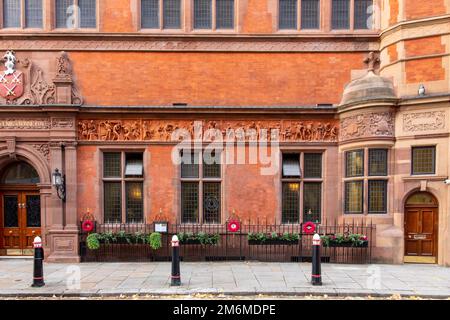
[248, 239, 299, 246]
[324, 241, 368, 248]
[180, 239, 219, 245]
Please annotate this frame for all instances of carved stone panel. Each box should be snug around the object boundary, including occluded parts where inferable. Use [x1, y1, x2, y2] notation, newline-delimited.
[403, 111, 446, 133]
[0, 118, 50, 129]
[340, 112, 394, 141]
[78, 119, 339, 143]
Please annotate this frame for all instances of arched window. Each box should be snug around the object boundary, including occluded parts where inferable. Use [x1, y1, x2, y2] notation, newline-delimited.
[406, 192, 437, 206]
[1, 162, 40, 184]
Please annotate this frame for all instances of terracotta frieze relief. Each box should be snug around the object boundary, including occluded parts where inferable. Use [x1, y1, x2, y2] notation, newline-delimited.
[0, 39, 378, 53]
[0, 118, 50, 129]
[403, 111, 446, 132]
[0, 51, 83, 106]
[78, 120, 339, 142]
[32, 144, 50, 161]
[340, 112, 394, 141]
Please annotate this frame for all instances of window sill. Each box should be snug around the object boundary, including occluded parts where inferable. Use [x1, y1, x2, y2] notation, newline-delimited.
[402, 175, 445, 181]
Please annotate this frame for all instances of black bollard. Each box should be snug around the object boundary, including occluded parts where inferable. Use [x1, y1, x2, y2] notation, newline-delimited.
[31, 236, 45, 287]
[311, 233, 322, 286]
[171, 235, 181, 286]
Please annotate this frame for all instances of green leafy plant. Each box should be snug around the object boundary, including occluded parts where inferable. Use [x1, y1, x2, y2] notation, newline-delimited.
[86, 233, 100, 250]
[247, 232, 300, 243]
[148, 232, 162, 250]
[321, 233, 368, 247]
[177, 232, 220, 245]
[134, 231, 147, 244]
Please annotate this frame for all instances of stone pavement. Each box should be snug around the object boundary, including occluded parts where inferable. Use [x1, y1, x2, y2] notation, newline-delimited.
[0, 259, 449, 298]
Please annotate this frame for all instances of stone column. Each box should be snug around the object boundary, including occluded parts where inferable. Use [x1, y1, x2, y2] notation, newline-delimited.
[64, 142, 78, 231]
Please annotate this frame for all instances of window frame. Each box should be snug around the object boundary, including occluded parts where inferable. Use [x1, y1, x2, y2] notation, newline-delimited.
[343, 147, 389, 215]
[411, 146, 436, 176]
[280, 151, 323, 224]
[191, 0, 236, 31]
[102, 151, 145, 224]
[330, 0, 375, 31]
[345, 149, 364, 178]
[139, 0, 183, 31]
[278, 0, 321, 31]
[367, 179, 387, 214]
[179, 148, 223, 225]
[53, 0, 99, 31]
[0, 0, 43, 30]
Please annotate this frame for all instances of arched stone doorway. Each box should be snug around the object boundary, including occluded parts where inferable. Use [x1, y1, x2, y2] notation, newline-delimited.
[0, 161, 41, 256]
[404, 192, 438, 264]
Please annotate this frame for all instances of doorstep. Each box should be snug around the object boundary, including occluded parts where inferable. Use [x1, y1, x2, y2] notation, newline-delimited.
[404, 256, 436, 264]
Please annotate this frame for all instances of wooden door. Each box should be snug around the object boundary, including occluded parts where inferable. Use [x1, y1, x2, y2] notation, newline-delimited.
[0, 192, 41, 255]
[405, 207, 437, 259]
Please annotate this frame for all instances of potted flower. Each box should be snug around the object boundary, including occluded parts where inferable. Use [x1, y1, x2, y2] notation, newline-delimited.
[248, 232, 300, 245]
[177, 232, 220, 245]
[321, 233, 368, 248]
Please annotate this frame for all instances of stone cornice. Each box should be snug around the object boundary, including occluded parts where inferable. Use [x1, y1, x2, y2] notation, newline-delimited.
[0, 35, 379, 52]
[380, 14, 450, 40]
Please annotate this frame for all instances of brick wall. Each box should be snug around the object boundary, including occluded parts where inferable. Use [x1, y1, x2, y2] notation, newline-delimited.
[405, 57, 446, 83]
[404, 0, 447, 20]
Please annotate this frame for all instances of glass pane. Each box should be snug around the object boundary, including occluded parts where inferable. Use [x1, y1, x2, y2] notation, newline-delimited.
[163, 0, 181, 29]
[125, 153, 143, 177]
[216, 0, 234, 29]
[282, 154, 301, 177]
[346, 150, 364, 177]
[181, 182, 199, 223]
[126, 182, 143, 223]
[301, 0, 319, 29]
[103, 153, 121, 178]
[26, 195, 41, 227]
[369, 149, 387, 176]
[141, 0, 159, 28]
[279, 0, 297, 29]
[354, 0, 372, 29]
[3, 0, 21, 28]
[332, 0, 350, 29]
[203, 182, 221, 223]
[304, 153, 322, 178]
[203, 151, 221, 178]
[412, 147, 435, 175]
[282, 182, 299, 223]
[303, 182, 321, 222]
[181, 152, 199, 178]
[368, 180, 387, 213]
[1, 162, 40, 184]
[55, 0, 72, 28]
[79, 0, 96, 28]
[194, 0, 211, 29]
[25, 0, 43, 28]
[406, 192, 437, 206]
[345, 181, 363, 213]
[104, 182, 121, 223]
[3, 195, 18, 227]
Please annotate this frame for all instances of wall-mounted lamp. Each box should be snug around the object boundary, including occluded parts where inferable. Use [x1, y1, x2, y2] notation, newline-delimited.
[52, 168, 66, 202]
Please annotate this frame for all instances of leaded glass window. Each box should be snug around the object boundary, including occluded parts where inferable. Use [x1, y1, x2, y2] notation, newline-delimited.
[194, 0, 212, 29]
[103, 152, 144, 223]
[412, 146, 436, 175]
[369, 149, 387, 176]
[368, 180, 387, 213]
[281, 152, 323, 223]
[79, 0, 96, 28]
[346, 150, 364, 177]
[216, 0, 234, 29]
[332, 0, 350, 29]
[55, 0, 71, 28]
[180, 150, 222, 224]
[279, 0, 297, 29]
[354, 0, 372, 29]
[301, 0, 320, 29]
[345, 181, 363, 213]
[25, 0, 42, 28]
[141, 0, 159, 28]
[54, 0, 96, 29]
[3, 0, 21, 28]
[163, 0, 181, 29]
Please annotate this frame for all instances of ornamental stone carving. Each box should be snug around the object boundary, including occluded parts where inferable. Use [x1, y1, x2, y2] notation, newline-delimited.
[403, 111, 446, 132]
[32, 144, 50, 161]
[78, 120, 339, 143]
[0, 51, 83, 106]
[340, 112, 394, 141]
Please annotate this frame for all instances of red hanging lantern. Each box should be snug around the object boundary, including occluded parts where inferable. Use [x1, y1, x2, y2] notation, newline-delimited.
[302, 221, 316, 234]
[227, 219, 241, 233]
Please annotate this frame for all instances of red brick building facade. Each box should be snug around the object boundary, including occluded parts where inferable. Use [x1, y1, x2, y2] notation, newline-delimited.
[0, 0, 449, 265]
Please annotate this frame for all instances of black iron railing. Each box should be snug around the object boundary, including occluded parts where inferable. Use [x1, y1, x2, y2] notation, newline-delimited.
[79, 219, 374, 264]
